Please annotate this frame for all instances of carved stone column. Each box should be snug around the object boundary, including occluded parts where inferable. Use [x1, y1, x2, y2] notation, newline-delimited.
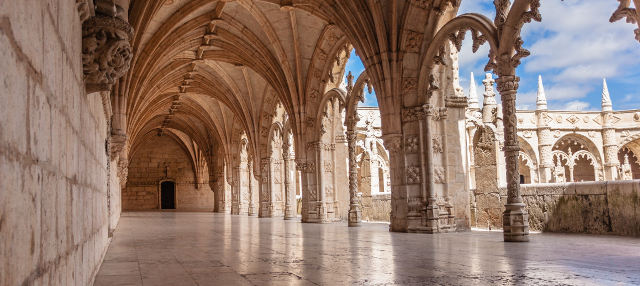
[496, 75, 529, 242]
[422, 105, 439, 232]
[382, 134, 404, 231]
[347, 131, 361, 226]
[248, 160, 256, 216]
[283, 150, 294, 220]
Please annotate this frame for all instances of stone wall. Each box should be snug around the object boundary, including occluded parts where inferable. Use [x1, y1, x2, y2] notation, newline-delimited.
[361, 194, 391, 222]
[123, 135, 214, 209]
[0, 1, 112, 285]
[471, 181, 640, 236]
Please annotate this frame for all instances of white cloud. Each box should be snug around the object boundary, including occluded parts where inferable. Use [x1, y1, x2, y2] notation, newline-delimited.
[560, 100, 593, 111]
[522, 0, 640, 83]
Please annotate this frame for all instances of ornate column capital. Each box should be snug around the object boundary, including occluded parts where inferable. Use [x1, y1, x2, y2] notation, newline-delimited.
[82, 14, 134, 93]
[495, 75, 520, 95]
[381, 134, 403, 155]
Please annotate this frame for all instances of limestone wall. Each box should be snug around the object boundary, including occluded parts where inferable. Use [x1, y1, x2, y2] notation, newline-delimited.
[471, 181, 640, 236]
[123, 135, 214, 209]
[0, 1, 112, 285]
[361, 194, 392, 222]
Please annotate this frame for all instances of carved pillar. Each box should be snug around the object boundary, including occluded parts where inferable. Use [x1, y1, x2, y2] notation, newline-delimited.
[347, 131, 361, 226]
[496, 75, 529, 242]
[317, 142, 327, 220]
[602, 79, 618, 181]
[422, 105, 439, 232]
[248, 159, 256, 216]
[382, 134, 404, 231]
[283, 149, 294, 220]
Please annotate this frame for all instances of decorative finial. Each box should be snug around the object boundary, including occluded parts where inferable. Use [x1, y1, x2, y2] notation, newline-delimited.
[468, 73, 479, 109]
[536, 75, 547, 110]
[602, 78, 612, 111]
[482, 73, 496, 105]
[346, 71, 354, 93]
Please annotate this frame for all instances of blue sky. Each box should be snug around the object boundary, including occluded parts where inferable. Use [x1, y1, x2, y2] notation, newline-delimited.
[345, 0, 640, 110]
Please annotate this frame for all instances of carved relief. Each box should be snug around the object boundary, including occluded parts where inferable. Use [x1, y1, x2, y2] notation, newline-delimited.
[433, 137, 444, 153]
[324, 161, 333, 172]
[405, 30, 423, 53]
[635, 112, 640, 122]
[434, 167, 445, 184]
[566, 115, 580, 125]
[310, 89, 319, 101]
[555, 115, 563, 123]
[622, 130, 631, 137]
[522, 130, 533, 138]
[405, 166, 421, 184]
[402, 77, 418, 94]
[405, 136, 419, 154]
[583, 116, 589, 123]
[82, 14, 134, 93]
[553, 130, 561, 138]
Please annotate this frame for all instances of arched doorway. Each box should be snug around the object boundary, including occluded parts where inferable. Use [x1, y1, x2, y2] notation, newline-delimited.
[161, 181, 176, 209]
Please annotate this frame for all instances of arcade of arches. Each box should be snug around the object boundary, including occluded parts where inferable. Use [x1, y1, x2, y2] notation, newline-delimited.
[2, 0, 640, 285]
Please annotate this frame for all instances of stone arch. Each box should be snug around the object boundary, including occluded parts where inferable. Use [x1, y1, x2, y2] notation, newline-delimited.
[551, 134, 603, 182]
[518, 135, 538, 184]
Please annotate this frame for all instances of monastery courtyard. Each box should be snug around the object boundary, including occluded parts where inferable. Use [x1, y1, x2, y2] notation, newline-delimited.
[94, 211, 640, 286]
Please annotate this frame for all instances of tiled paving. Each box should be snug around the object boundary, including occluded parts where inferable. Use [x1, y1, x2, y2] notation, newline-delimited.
[94, 211, 640, 285]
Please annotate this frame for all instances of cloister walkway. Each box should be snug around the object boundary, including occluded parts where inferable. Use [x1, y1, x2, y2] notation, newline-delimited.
[94, 211, 640, 285]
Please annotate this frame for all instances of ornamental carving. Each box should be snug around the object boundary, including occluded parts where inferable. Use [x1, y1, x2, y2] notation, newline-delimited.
[117, 159, 128, 187]
[82, 14, 134, 93]
[610, 0, 640, 43]
[566, 115, 580, 125]
[310, 89, 319, 100]
[593, 116, 602, 125]
[635, 112, 640, 122]
[325, 186, 334, 198]
[404, 136, 419, 154]
[382, 135, 403, 155]
[433, 137, 444, 153]
[522, 130, 533, 139]
[583, 116, 589, 123]
[402, 77, 418, 94]
[413, 0, 431, 10]
[309, 188, 317, 200]
[405, 166, 421, 184]
[622, 130, 631, 137]
[434, 166, 445, 184]
[588, 131, 597, 138]
[405, 30, 423, 53]
[517, 114, 524, 124]
[306, 117, 315, 128]
[555, 115, 563, 124]
[324, 161, 333, 172]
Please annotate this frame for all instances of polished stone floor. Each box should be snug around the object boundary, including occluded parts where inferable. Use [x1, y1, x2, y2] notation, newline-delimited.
[94, 211, 640, 285]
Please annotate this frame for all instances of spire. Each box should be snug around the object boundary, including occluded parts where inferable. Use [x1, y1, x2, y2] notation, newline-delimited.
[468, 72, 479, 109]
[482, 73, 496, 106]
[536, 75, 547, 110]
[602, 78, 612, 111]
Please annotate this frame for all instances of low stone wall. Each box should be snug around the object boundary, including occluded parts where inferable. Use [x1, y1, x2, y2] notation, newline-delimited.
[361, 194, 391, 222]
[471, 180, 640, 236]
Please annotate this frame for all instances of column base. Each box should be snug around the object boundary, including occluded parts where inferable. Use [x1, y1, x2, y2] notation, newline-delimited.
[503, 203, 530, 242]
[284, 205, 294, 220]
[348, 204, 361, 227]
